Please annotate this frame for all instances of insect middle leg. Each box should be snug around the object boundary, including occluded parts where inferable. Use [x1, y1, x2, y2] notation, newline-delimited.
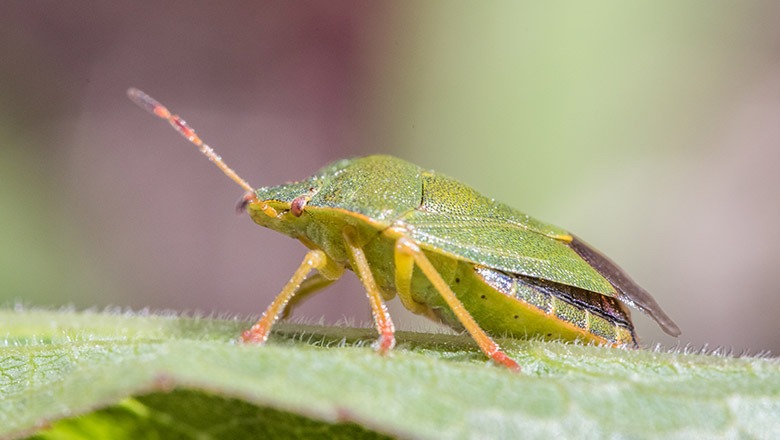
[393, 235, 521, 372]
[241, 249, 344, 344]
[280, 273, 336, 319]
[342, 226, 396, 353]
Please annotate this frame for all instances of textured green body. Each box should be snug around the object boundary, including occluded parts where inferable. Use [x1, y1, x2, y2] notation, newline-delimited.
[249, 155, 677, 346]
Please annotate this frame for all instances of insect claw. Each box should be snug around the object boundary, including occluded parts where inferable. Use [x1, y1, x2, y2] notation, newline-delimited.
[491, 351, 521, 372]
[374, 332, 396, 354]
[240, 328, 265, 345]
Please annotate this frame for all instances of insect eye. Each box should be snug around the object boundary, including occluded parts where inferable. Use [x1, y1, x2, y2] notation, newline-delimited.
[290, 195, 308, 217]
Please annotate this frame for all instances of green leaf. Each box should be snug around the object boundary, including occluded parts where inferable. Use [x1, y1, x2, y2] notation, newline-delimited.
[1, 309, 779, 439]
[25, 390, 391, 440]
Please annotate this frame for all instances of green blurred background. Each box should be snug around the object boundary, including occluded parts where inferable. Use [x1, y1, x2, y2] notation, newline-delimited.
[1, 2, 778, 353]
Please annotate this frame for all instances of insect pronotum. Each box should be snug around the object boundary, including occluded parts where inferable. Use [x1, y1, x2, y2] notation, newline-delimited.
[128, 88, 680, 372]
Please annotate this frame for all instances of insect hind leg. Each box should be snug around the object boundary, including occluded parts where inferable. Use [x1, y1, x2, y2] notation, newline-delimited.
[393, 236, 521, 372]
[393, 241, 430, 315]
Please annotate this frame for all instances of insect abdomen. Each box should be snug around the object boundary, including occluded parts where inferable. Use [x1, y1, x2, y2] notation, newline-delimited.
[473, 266, 637, 347]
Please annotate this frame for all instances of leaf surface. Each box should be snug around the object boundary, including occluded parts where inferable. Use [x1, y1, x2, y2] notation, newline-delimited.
[1, 309, 778, 439]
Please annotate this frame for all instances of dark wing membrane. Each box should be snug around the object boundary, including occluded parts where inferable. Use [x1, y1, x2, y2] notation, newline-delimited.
[569, 236, 681, 336]
[400, 210, 618, 297]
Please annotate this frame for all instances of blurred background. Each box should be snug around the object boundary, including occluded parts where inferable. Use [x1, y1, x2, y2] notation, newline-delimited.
[1, 2, 779, 353]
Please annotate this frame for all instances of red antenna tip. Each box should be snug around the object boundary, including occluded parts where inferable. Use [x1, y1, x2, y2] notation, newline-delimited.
[127, 88, 170, 119]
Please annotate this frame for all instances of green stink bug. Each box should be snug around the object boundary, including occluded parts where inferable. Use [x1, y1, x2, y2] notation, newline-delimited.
[128, 88, 680, 371]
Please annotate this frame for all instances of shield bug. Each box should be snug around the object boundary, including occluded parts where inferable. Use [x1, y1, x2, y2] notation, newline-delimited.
[127, 88, 680, 372]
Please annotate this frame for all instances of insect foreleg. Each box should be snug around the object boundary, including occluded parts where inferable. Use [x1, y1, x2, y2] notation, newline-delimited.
[241, 250, 343, 345]
[342, 226, 396, 353]
[393, 236, 521, 372]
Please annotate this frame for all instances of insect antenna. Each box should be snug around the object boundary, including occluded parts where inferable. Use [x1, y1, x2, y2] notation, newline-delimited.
[126, 88, 277, 217]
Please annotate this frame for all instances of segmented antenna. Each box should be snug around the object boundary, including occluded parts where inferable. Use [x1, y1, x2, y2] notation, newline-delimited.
[127, 88, 277, 217]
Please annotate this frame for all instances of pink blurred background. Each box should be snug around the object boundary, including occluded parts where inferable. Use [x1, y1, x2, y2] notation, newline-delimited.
[1, 2, 779, 354]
